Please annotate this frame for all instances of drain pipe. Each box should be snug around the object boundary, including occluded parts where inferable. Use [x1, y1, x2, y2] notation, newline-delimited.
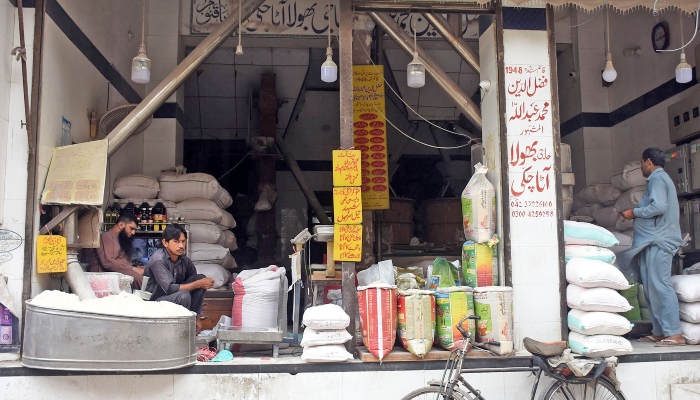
[105, 0, 267, 155]
[423, 13, 480, 75]
[369, 12, 482, 131]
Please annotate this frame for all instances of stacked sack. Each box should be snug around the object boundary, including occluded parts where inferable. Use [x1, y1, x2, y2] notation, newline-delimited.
[300, 304, 354, 362]
[564, 220, 634, 357]
[672, 274, 700, 345]
[158, 170, 238, 288]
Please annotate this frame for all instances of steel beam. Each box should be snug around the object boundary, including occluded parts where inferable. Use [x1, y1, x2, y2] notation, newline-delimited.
[354, 1, 495, 13]
[423, 13, 480, 74]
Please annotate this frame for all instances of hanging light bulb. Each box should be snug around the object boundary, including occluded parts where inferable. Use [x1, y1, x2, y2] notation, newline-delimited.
[602, 52, 617, 83]
[235, 0, 243, 55]
[406, 20, 425, 88]
[601, 7, 616, 83]
[131, 0, 151, 84]
[676, 13, 692, 84]
[320, 0, 337, 83]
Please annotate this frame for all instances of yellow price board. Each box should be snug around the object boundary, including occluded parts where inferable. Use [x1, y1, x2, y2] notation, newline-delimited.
[332, 150, 362, 187]
[333, 224, 362, 262]
[36, 235, 67, 273]
[333, 187, 363, 225]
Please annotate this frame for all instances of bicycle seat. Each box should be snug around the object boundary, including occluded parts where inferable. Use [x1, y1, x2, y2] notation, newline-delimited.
[523, 337, 567, 357]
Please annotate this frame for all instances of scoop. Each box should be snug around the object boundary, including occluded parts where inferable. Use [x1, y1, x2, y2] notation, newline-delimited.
[136, 276, 152, 300]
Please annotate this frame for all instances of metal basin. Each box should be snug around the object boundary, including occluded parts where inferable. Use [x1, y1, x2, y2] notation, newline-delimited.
[22, 301, 196, 371]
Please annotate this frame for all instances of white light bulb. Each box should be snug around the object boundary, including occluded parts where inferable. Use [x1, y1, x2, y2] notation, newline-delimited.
[407, 53, 425, 88]
[676, 53, 693, 84]
[602, 52, 617, 83]
[321, 47, 337, 83]
[131, 44, 151, 84]
[365, 19, 375, 31]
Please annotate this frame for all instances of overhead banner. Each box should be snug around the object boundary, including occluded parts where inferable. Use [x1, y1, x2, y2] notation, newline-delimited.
[353, 65, 390, 211]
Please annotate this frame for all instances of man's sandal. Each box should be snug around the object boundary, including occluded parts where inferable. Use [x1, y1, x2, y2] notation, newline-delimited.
[638, 335, 664, 343]
[654, 339, 686, 347]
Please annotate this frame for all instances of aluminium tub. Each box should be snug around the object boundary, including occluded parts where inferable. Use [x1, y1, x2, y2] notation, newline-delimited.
[22, 301, 197, 371]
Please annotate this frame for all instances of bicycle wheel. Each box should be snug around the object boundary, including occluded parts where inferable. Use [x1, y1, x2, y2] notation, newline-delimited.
[401, 385, 475, 400]
[542, 377, 625, 400]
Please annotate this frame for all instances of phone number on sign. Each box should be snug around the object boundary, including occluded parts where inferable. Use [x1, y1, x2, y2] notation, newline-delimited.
[511, 210, 555, 218]
[510, 200, 553, 208]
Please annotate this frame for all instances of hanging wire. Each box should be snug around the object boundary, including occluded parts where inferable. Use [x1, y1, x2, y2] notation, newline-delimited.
[141, 0, 146, 47]
[327, 0, 332, 48]
[570, 0, 608, 28]
[351, 29, 474, 140]
[605, 5, 610, 54]
[656, 1, 700, 52]
[237, 0, 242, 49]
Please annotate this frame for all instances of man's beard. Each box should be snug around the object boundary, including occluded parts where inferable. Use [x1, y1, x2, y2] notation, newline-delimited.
[118, 229, 134, 260]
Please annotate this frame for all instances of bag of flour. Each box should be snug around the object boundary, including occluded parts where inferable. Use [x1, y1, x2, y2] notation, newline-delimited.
[113, 175, 160, 199]
[614, 186, 645, 212]
[565, 245, 616, 264]
[563, 221, 618, 247]
[567, 284, 632, 313]
[568, 309, 633, 335]
[566, 258, 631, 290]
[461, 163, 496, 244]
[672, 274, 700, 302]
[568, 332, 633, 357]
[679, 301, 700, 323]
[611, 161, 646, 191]
[301, 344, 353, 362]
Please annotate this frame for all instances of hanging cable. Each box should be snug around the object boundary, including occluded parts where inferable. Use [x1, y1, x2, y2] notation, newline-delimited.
[656, 1, 700, 52]
[570, 1, 608, 28]
[351, 29, 474, 139]
[236, 0, 243, 54]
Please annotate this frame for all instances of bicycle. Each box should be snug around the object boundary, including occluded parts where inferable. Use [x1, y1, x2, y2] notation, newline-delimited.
[401, 316, 625, 400]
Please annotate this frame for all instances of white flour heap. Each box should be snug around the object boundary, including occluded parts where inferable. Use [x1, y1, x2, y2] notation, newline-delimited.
[30, 290, 194, 318]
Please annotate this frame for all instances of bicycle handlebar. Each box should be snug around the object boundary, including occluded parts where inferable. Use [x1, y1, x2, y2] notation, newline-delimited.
[456, 315, 480, 339]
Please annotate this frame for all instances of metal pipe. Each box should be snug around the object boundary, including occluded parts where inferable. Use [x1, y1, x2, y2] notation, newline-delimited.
[62, 212, 78, 245]
[355, 1, 495, 13]
[369, 12, 482, 131]
[64, 251, 97, 300]
[105, 0, 267, 156]
[423, 13, 480, 74]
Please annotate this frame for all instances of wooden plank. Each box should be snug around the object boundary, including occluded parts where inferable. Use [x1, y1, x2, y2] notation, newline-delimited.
[356, 346, 496, 363]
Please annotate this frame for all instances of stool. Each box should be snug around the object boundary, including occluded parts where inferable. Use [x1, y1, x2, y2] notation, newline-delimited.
[308, 271, 342, 307]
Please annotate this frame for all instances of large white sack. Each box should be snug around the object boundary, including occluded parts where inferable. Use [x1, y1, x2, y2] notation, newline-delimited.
[615, 216, 634, 232]
[461, 163, 496, 243]
[189, 243, 229, 263]
[579, 184, 621, 205]
[574, 203, 601, 218]
[217, 229, 238, 251]
[681, 321, 700, 345]
[300, 327, 352, 347]
[564, 220, 618, 247]
[113, 175, 160, 199]
[592, 206, 620, 228]
[679, 301, 700, 323]
[565, 245, 616, 264]
[214, 188, 233, 209]
[187, 221, 223, 244]
[567, 284, 632, 312]
[567, 309, 633, 336]
[613, 186, 645, 212]
[194, 263, 232, 289]
[671, 274, 700, 302]
[221, 252, 237, 270]
[611, 161, 646, 191]
[301, 344, 353, 362]
[568, 332, 633, 357]
[566, 258, 631, 290]
[303, 304, 350, 330]
[158, 172, 224, 203]
[609, 232, 633, 254]
[218, 209, 237, 229]
[177, 198, 223, 222]
[232, 266, 287, 328]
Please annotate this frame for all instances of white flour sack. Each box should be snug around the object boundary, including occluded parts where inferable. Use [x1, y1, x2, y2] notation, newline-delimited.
[113, 175, 160, 199]
[579, 184, 621, 206]
[613, 186, 646, 212]
[158, 172, 224, 203]
[214, 188, 233, 209]
[217, 229, 238, 251]
[300, 327, 352, 347]
[568, 309, 633, 336]
[565, 245, 616, 264]
[591, 206, 620, 229]
[232, 266, 287, 328]
[566, 258, 630, 290]
[671, 274, 700, 302]
[461, 163, 496, 243]
[564, 220, 618, 247]
[176, 198, 223, 222]
[611, 161, 646, 191]
[566, 284, 632, 313]
[568, 332, 633, 357]
[301, 344, 353, 363]
[302, 304, 350, 330]
[679, 301, 700, 323]
[189, 243, 229, 263]
[218, 210, 237, 229]
[681, 321, 700, 345]
[187, 221, 223, 244]
[194, 263, 231, 289]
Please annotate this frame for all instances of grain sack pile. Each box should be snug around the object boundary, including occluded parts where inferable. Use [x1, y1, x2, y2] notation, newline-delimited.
[564, 221, 634, 357]
[671, 275, 700, 344]
[301, 304, 353, 362]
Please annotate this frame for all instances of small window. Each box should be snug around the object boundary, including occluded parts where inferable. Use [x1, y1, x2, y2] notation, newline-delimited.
[693, 107, 699, 118]
[684, 111, 690, 122]
[675, 116, 681, 126]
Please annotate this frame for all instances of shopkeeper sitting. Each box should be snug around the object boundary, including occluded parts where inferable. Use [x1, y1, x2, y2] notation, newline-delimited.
[144, 224, 214, 328]
[89, 212, 143, 289]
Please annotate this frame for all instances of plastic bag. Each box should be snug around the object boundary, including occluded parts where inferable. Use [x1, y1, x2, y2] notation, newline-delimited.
[429, 258, 459, 289]
[357, 260, 395, 286]
[461, 163, 496, 243]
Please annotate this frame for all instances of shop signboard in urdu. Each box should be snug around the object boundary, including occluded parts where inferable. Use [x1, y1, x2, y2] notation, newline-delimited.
[36, 235, 67, 273]
[331, 150, 363, 262]
[352, 65, 390, 211]
[40, 140, 108, 206]
[504, 64, 557, 231]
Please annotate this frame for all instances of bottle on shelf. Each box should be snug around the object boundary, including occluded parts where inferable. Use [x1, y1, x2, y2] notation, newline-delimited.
[152, 202, 166, 231]
[137, 202, 150, 229]
[104, 205, 113, 230]
[147, 207, 154, 231]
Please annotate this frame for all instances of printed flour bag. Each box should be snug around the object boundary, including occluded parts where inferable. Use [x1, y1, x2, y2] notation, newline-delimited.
[357, 284, 397, 362]
[435, 287, 475, 351]
[461, 163, 496, 243]
[397, 290, 435, 357]
[462, 240, 498, 288]
[474, 286, 513, 355]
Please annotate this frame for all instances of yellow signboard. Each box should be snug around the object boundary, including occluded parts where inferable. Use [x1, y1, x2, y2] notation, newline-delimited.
[332, 150, 362, 187]
[36, 235, 67, 273]
[353, 65, 390, 210]
[333, 187, 363, 224]
[333, 224, 362, 262]
[41, 140, 108, 206]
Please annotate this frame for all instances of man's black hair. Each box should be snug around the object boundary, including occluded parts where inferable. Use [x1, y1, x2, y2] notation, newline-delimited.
[642, 147, 666, 167]
[116, 212, 138, 225]
[163, 224, 187, 241]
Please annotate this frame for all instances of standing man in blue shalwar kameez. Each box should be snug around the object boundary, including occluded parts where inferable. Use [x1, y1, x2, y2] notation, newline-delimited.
[618, 147, 685, 347]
